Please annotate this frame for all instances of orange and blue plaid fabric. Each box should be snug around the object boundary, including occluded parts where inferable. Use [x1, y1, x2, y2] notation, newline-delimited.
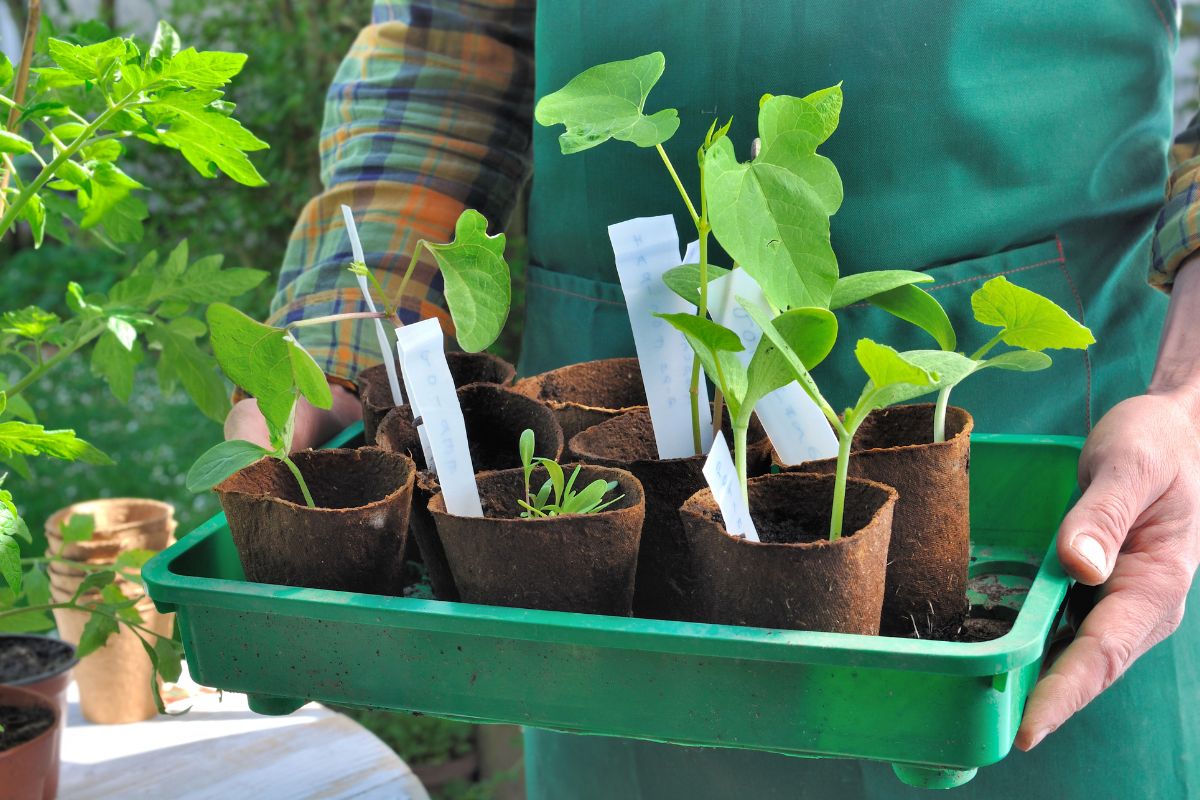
[267, 0, 535, 382]
[1152, 110, 1200, 291]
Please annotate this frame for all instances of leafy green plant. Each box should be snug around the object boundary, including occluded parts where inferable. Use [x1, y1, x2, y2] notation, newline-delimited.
[518, 429, 623, 518]
[187, 209, 513, 504]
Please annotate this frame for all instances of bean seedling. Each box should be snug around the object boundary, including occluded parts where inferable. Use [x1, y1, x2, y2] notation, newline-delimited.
[518, 429, 623, 518]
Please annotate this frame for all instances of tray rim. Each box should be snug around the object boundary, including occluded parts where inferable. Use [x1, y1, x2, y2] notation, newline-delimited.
[144, 430, 1083, 678]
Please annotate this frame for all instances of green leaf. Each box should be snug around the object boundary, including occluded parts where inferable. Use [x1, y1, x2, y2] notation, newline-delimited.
[22, 566, 50, 607]
[60, 512, 95, 544]
[149, 89, 268, 186]
[167, 317, 207, 339]
[519, 429, 535, 471]
[534, 458, 565, 507]
[534, 52, 679, 153]
[42, 122, 85, 145]
[75, 570, 116, 598]
[661, 263, 731, 305]
[147, 324, 230, 423]
[148, 21, 182, 60]
[66, 281, 102, 316]
[424, 210, 511, 352]
[165, 49, 247, 90]
[801, 84, 844, 144]
[20, 194, 45, 248]
[704, 121, 839, 310]
[0, 608, 55, 634]
[741, 306, 838, 412]
[656, 313, 747, 408]
[32, 67, 85, 90]
[0, 421, 113, 465]
[99, 195, 148, 244]
[855, 339, 935, 391]
[830, 270, 933, 309]
[0, 535, 20, 594]
[82, 139, 123, 162]
[286, 338, 332, 410]
[0, 131, 33, 155]
[91, 330, 143, 402]
[80, 162, 145, 230]
[114, 548, 155, 572]
[47, 37, 125, 81]
[76, 612, 119, 658]
[863, 284, 956, 351]
[154, 634, 184, 683]
[1, 307, 60, 339]
[187, 439, 271, 493]
[900, 350, 980, 393]
[980, 350, 1053, 372]
[0, 52, 12, 87]
[0, 490, 28, 547]
[971, 276, 1095, 351]
[207, 304, 294, 430]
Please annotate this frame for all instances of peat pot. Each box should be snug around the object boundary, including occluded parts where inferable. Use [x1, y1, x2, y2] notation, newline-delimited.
[215, 448, 416, 594]
[512, 358, 647, 447]
[680, 472, 897, 634]
[375, 383, 564, 600]
[429, 466, 644, 615]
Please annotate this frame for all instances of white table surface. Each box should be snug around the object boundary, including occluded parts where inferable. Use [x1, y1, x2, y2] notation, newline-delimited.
[58, 669, 431, 800]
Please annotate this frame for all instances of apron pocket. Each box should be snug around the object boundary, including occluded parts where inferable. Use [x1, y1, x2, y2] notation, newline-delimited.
[518, 264, 636, 377]
[815, 236, 1091, 436]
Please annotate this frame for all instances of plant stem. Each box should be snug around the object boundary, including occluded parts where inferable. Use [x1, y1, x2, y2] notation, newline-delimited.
[733, 421, 749, 504]
[280, 454, 316, 508]
[0, 0, 39, 217]
[711, 389, 725, 442]
[654, 143, 699, 225]
[969, 332, 1004, 361]
[285, 310, 385, 329]
[829, 427, 855, 541]
[933, 386, 952, 444]
[395, 241, 431, 312]
[6, 322, 104, 398]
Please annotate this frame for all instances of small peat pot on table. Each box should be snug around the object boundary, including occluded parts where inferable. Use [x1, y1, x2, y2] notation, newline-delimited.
[429, 466, 644, 616]
[375, 383, 564, 600]
[0, 684, 61, 800]
[358, 352, 516, 443]
[512, 357, 647, 446]
[570, 406, 773, 622]
[215, 448, 416, 593]
[680, 472, 898, 634]
[791, 403, 974, 638]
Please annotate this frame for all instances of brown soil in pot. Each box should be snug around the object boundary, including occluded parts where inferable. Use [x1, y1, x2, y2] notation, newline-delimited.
[512, 358, 647, 448]
[358, 352, 516, 444]
[791, 403, 974, 639]
[569, 406, 774, 622]
[429, 466, 644, 616]
[0, 685, 60, 800]
[0, 637, 75, 685]
[680, 472, 896, 634]
[375, 384, 564, 600]
[215, 448, 415, 594]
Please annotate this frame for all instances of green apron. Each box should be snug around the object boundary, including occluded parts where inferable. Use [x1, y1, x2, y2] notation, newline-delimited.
[519, 2, 1194, 796]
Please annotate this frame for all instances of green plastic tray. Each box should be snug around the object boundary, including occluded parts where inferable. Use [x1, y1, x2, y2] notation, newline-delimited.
[144, 426, 1081, 789]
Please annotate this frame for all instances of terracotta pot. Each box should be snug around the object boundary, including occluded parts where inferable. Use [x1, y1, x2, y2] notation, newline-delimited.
[0, 635, 75, 800]
[0, 684, 60, 800]
[570, 406, 773, 622]
[511, 358, 647, 448]
[215, 448, 416, 593]
[49, 583, 172, 725]
[430, 466, 645, 616]
[375, 384, 564, 601]
[790, 404, 974, 638]
[680, 472, 897, 634]
[358, 352, 516, 444]
[44, 498, 175, 561]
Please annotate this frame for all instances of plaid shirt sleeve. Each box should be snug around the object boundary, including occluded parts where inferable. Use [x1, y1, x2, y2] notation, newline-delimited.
[1151, 110, 1200, 291]
[267, 0, 535, 382]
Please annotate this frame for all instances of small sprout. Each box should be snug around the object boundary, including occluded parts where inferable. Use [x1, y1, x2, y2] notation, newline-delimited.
[516, 428, 623, 518]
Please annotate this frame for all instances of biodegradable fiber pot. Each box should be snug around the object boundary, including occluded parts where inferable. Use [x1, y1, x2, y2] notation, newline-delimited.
[0, 684, 60, 800]
[793, 404, 974, 638]
[44, 498, 175, 561]
[680, 472, 897, 634]
[215, 448, 416, 594]
[429, 466, 645, 616]
[511, 358, 647, 447]
[0, 635, 75, 800]
[569, 406, 774, 622]
[358, 352, 517, 443]
[375, 384, 564, 601]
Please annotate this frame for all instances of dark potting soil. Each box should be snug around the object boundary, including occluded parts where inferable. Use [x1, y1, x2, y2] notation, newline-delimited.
[0, 704, 53, 752]
[0, 638, 74, 683]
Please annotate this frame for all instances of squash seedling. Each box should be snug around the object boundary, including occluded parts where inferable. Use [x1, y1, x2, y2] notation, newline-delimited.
[518, 429, 623, 518]
[186, 208, 514, 506]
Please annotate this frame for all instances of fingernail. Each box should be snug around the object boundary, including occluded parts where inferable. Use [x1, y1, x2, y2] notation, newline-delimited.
[1072, 534, 1107, 576]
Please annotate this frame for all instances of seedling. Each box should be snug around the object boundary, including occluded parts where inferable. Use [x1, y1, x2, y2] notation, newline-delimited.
[186, 208, 514, 506]
[517, 429, 623, 518]
[905, 276, 1094, 442]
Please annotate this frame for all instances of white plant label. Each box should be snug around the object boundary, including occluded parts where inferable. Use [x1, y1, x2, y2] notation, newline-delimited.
[394, 318, 482, 517]
[341, 204, 404, 407]
[610, 216, 713, 459]
[702, 435, 759, 541]
[708, 269, 839, 465]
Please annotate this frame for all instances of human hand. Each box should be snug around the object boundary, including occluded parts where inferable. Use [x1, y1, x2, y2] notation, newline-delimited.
[223, 382, 363, 451]
[1015, 389, 1200, 750]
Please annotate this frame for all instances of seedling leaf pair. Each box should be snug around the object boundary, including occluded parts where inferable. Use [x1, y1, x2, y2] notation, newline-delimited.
[518, 429, 623, 517]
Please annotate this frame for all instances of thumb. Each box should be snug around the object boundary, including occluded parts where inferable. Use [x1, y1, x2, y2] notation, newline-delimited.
[1057, 468, 1151, 586]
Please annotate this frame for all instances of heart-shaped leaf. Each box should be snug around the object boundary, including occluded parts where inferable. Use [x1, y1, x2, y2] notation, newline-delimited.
[187, 438, 271, 492]
[971, 276, 1095, 351]
[424, 210, 511, 352]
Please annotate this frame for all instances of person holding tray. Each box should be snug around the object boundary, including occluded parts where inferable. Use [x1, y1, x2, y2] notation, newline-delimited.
[226, 2, 1200, 797]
